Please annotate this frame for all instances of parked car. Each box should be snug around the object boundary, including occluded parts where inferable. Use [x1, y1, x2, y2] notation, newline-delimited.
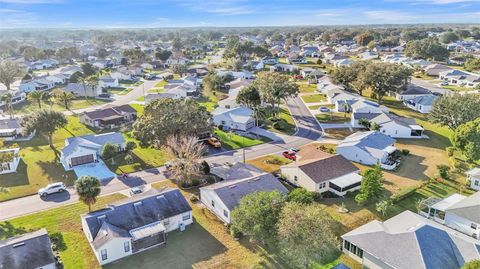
[319, 106, 330, 112]
[130, 187, 143, 195]
[38, 182, 67, 197]
[207, 137, 222, 148]
[440, 81, 449, 86]
[293, 75, 303, 79]
[289, 147, 300, 152]
[282, 151, 296, 161]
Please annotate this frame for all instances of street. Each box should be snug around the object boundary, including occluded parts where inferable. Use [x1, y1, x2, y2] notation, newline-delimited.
[0, 95, 323, 221]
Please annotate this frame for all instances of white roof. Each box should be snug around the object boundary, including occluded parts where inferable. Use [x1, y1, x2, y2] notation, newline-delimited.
[409, 124, 424, 131]
[431, 194, 466, 212]
[385, 146, 397, 154]
[330, 172, 362, 188]
[129, 221, 166, 240]
[212, 106, 253, 124]
[466, 167, 480, 177]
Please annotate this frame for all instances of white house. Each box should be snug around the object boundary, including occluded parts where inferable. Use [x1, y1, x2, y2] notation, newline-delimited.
[360, 51, 378, 60]
[0, 148, 20, 175]
[65, 83, 102, 97]
[80, 105, 137, 129]
[166, 55, 189, 66]
[99, 75, 119, 89]
[316, 76, 344, 94]
[466, 168, 480, 191]
[0, 90, 26, 107]
[261, 56, 278, 65]
[46, 74, 68, 85]
[327, 89, 358, 105]
[200, 172, 288, 224]
[342, 211, 480, 269]
[404, 94, 438, 114]
[81, 188, 192, 265]
[281, 150, 362, 196]
[60, 132, 125, 171]
[337, 131, 399, 170]
[212, 106, 255, 131]
[270, 64, 298, 73]
[110, 71, 133, 81]
[0, 229, 57, 269]
[352, 111, 425, 138]
[439, 69, 480, 88]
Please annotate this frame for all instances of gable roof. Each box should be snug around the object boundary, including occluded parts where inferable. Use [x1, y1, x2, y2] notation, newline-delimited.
[342, 211, 480, 269]
[283, 154, 359, 183]
[201, 173, 288, 211]
[82, 188, 191, 249]
[61, 132, 125, 158]
[212, 106, 253, 124]
[446, 191, 480, 224]
[83, 105, 136, 120]
[0, 229, 56, 269]
[339, 131, 396, 152]
[0, 118, 21, 130]
[401, 84, 432, 95]
[210, 162, 264, 181]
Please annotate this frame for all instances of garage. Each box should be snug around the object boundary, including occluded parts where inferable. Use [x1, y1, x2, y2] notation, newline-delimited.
[70, 154, 95, 167]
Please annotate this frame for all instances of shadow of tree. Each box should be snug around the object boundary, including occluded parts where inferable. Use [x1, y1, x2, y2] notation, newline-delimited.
[0, 159, 29, 188]
[0, 222, 28, 240]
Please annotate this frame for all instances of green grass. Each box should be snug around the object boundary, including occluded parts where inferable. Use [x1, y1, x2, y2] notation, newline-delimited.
[0, 193, 126, 269]
[13, 98, 111, 114]
[213, 128, 271, 150]
[264, 107, 296, 135]
[316, 112, 350, 123]
[442, 85, 475, 92]
[154, 80, 168, 88]
[247, 155, 292, 173]
[301, 94, 327, 103]
[108, 87, 132, 96]
[129, 104, 145, 115]
[197, 94, 219, 112]
[309, 104, 335, 110]
[298, 83, 317, 93]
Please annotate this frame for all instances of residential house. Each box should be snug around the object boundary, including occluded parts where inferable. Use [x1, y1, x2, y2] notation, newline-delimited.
[300, 67, 315, 78]
[439, 69, 480, 88]
[0, 148, 20, 175]
[144, 92, 183, 104]
[0, 229, 57, 269]
[316, 76, 344, 94]
[352, 111, 425, 138]
[336, 131, 399, 170]
[60, 132, 125, 179]
[110, 71, 133, 82]
[342, 210, 480, 269]
[0, 89, 26, 107]
[65, 83, 102, 97]
[419, 191, 480, 239]
[286, 53, 307, 64]
[27, 59, 58, 70]
[395, 84, 432, 101]
[261, 56, 278, 65]
[210, 162, 264, 181]
[326, 89, 358, 106]
[466, 168, 480, 191]
[281, 149, 362, 196]
[81, 188, 192, 265]
[324, 53, 346, 64]
[165, 54, 189, 66]
[334, 58, 355, 67]
[212, 106, 255, 131]
[0, 117, 34, 141]
[59, 65, 82, 79]
[217, 70, 254, 80]
[80, 105, 137, 129]
[404, 95, 438, 114]
[270, 63, 298, 73]
[46, 74, 68, 85]
[424, 64, 453, 76]
[99, 75, 119, 89]
[360, 51, 378, 60]
[200, 172, 288, 224]
[301, 46, 320, 57]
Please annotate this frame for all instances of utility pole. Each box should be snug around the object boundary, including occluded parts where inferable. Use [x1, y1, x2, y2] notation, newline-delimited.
[242, 135, 246, 164]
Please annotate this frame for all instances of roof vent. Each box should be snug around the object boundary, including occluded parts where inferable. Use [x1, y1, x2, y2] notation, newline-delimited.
[156, 195, 165, 200]
[228, 185, 237, 189]
[12, 242, 25, 248]
[134, 201, 142, 207]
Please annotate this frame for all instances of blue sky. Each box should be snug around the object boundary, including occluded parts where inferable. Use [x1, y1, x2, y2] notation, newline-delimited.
[0, 0, 479, 28]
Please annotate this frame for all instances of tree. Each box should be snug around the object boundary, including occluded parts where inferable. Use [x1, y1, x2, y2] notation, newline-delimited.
[203, 72, 225, 93]
[236, 85, 261, 109]
[287, 188, 315, 204]
[55, 47, 79, 62]
[355, 165, 384, 205]
[125, 141, 137, 152]
[155, 49, 172, 61]
[170, 64, 187, 76]
[200, 160, 210, 175]
[122, 48, 146, 63]
[361, 62, 411, 103]
[230, 191, 286, 245]
[21, 109, 67, 154]
[254, 72, 299, 118]
[163, 135, 205, 185]
[133, 98, 212, 147]
[355, 32, 374, 46]
[85, 75, 99, 98]
[69, 71, 82, 83]
[81, 63, 96, 77]
[75, 176, 101, 212]
[376, 199, 393, 216]
[0, 92, 14, 119]
[101, 143, 118, 164]
[452, 118, 480, 162]
[277, 203, 339, 267]
[404, 38, 449, 61]
[27, 91, 45, 109]
[51, 89, 75, 110]
[440, 32, 459, 44]
[429, 95, 480, 130]
[461, 260, 480, 269]
[464, 58, 480, 73]
[0, 60, 24, 91]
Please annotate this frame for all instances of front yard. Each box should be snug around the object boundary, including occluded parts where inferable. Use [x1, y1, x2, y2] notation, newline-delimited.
[13, 98, 111, 114]
[247, 155, 292, 173]
[264, 107, 297, 135]
[301, 93, 327, 103]
[316, 112, 350, 123]
[213, 128, 271, 151]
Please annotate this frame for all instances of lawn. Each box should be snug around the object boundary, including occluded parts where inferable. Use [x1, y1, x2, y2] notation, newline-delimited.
[108, 87, 133, 96]
[154, 80, 168, 88]
[13, 98, 111, 114]
[323, 128, 360, 140]
[309, 104, 335, 110]
[298, 83, 317, 93]
[442, 85, 475, 92]
[213, 128, 271, 151]
[196, 95, 218, 112]
[301, 94, 327, 103]
[316, 112, 350, 123]
[0, 193, 126, 269]
[264, 107, 296, 135]
[247, 155, 292, 173]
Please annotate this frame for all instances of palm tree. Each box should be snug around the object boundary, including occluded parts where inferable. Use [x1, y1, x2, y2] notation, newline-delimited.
[52, 89, 75, 110]
[85, 75, 99, 101]
[0, 92, 14, 119]
[28, 90, 45, 109]
[75, 176, 101, 212]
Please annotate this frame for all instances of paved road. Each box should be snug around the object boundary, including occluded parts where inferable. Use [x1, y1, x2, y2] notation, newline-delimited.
[0, 95, 323, 221]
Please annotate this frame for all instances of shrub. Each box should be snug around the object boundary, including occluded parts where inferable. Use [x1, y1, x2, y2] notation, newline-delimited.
[124, 154, 134, 164]
[437, 164, 450, 180]
[189, 195, 199, 203]
[265, 156, 284, 165]
[288, 188, 315, 204]
[401, 149, 410, 156]
[446, 146, 455, 157]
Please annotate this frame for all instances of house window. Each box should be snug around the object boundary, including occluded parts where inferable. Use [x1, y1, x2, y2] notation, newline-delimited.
[101, 249, 108, 261]
[211, 200, 215, 208]
[294, 176, 298, 182]
[471, 223, 478, 230]
[319, 182, 327, 189]
[474, 180, 479, 187]
[182, 213, 190, 221]
[124, 241, 130, 252]
[223, 210, 229, 218]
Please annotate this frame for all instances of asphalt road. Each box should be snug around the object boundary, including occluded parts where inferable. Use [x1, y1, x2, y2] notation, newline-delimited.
[0, 95, 322, 221]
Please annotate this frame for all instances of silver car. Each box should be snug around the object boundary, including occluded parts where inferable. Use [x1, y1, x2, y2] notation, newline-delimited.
[38, 183, 67, 197]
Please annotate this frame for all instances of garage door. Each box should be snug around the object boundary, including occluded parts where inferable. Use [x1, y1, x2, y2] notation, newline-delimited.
[71, 154, 94, 167]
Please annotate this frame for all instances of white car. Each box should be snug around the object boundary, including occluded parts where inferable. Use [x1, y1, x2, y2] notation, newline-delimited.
[38, 183, 67, 197]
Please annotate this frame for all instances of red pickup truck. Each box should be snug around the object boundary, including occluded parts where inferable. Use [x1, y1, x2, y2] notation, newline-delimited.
[282, 151, 296, 161]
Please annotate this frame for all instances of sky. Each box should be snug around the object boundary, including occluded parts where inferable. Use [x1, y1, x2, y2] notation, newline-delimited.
[0, 0, 479, 28]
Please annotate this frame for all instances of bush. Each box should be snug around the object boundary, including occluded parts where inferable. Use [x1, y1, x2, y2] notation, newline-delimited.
[288, 188, 315, 204]
[446, 146, 455, 157]
[401, 149, 410, 156]
[437, 164, 450, 180]
[230, 227, 242, 239]
[265, 156, 284, 165]
[189, 195, 199, 203]
[124, 154, 134, 164]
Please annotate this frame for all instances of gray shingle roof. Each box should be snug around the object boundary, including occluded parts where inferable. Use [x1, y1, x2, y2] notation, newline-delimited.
[342, 211, 480, 269]
[339, 131, 396, 151]
[402, 84, 432, 95]
[0, 229, 56, 269]
[0, 118, 21, 130]
[61, 132, 125, 157]
[82, 188, 191, 249]
[446, 191, 480, 224]
[83, 105, 136, 120]
[202, 173, 288, 211]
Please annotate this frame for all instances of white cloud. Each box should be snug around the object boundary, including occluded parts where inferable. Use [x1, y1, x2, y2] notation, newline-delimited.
[364, 10, 418, 21]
